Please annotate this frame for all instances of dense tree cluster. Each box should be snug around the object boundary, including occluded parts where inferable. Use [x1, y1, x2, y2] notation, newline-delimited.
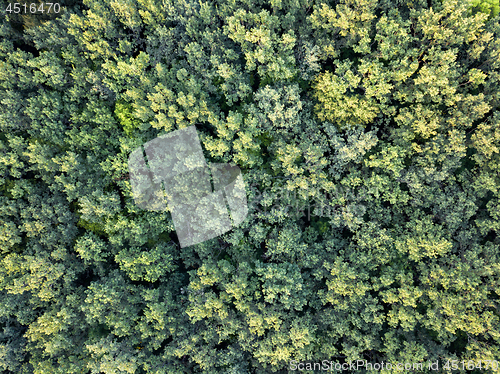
[1, 0, 499, 372]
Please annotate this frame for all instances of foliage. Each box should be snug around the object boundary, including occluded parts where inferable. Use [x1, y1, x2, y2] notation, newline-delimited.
[0, 0, 499, 373]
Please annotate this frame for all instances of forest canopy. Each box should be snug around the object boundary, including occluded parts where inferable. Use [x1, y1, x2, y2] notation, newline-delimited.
[1, 0, 500, 373]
